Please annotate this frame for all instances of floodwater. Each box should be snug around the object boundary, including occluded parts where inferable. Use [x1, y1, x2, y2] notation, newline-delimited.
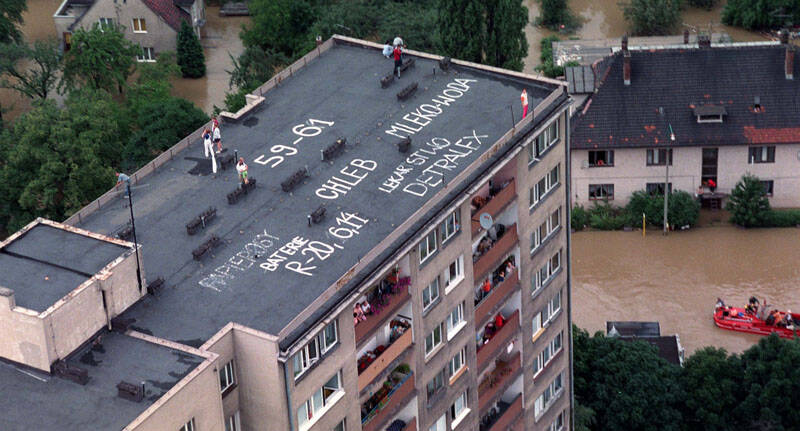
[572, 225, 800, 355]
[523, 0, 768, 73]
[0, 1, 247, 122]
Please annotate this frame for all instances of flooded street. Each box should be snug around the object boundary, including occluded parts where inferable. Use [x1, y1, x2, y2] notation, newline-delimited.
[523, 0, 767, 73]
[572, 225, 800, 355]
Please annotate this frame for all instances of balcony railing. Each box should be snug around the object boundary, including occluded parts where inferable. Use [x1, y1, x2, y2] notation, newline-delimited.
[475, 275, 519, 328]
[356, 280, 411, 345]
[480, 394, 522, 431]
[478, 352, 521, 413]
[358, 329, 413, 391]
[471, 178, 517, 237]
[473, 224, 518, 281]
[361, 371, 416, 431]
[477, 310, 520, 372]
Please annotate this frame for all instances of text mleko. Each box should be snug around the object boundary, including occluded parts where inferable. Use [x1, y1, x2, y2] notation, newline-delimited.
[384, 78, 478, 139]
[378, 130, 488, 197]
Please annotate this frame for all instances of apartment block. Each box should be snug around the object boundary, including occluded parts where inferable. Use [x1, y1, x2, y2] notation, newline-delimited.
[0, 36, 572, 431]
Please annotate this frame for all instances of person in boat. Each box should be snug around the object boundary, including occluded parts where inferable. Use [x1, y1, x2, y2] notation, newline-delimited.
[766, 310, 779, 326]
[785, 311, 794, 330]
[745, 297, 759, 315]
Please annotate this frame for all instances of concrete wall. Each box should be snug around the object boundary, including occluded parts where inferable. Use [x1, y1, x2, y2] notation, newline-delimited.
[73, 0, 180, 55]
[571, 144, 800, 207]
[100, 247, 146, 318]
[0, 288, 52, 371]
[42, 278, 108, 361]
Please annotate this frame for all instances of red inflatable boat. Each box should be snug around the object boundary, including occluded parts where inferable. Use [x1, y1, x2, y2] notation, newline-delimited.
[714, 301, 800, 339]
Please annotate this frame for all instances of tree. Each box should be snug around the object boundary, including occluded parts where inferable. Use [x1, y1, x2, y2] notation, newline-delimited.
[726, 174, 771, 227]
[626, 189, 700, 228]
[680, 347, 743, 431]
[0, 38, 62, 100]
[241, 0, 316, 58]
[484, 0, 529, 71]
[0, 0, 26, 44]
[621, 0, 681, 36]
[437, 0, 486, 63]
[722, 0, 800, 30]
[177, 20, 205, 78]
[62, 24, 139, 93]
[687, 0, 720, 10]
[738, 334, 800, 429]
[378, 1, 440, 54]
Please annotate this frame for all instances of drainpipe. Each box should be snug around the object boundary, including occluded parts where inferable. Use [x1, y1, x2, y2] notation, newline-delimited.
[564, 91, 576, 431]
[281, 360, 297, 431]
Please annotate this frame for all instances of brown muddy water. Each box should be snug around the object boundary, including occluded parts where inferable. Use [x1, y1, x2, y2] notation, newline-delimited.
[523, 0, 768, 73]
[0, 1, 247, 122]
[572, 225, 800, 355]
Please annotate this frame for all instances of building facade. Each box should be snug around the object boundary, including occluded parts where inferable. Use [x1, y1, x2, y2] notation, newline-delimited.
[54, 0, 205, 60]
[570, 35, 800, 208]
[1, 37, 572, 431]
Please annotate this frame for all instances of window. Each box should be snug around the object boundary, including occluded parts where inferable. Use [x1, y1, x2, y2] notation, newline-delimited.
[292, 321, 338, 380]
[535, 332, 564, 378]
[761, 180, 774, 196]
[137, 47, 155, 62]
[297, 371, 344, 430]
[543, 290, 562, 324]
[588, 184, 614, 200]
[180, 418, 196, 431]
[225, 412, 241, 431]
[98, 17, 113, 30]
[549, 410, 566, 431]
[426, 368, 446, 399]
[219, 360, 236, 393]
[646, 183, 672, 196]
[440, 210, 461, 243]
[132, 18, 147, 33]
[646, 149, 673, 166]
[450, 390, 470, 427]
[333, 420, 346, 431]
[749, 146, 775, 164]
[549, 165, 560, 188]
[532, 208, 561, 254]
[697, 114, 723, 123]
[533, 249, 561, 294]
[535, 372, 564, 418]
[422, 277, 440, 311]
[425, 322, 445, 356]
[449, 347, 466, 378]
[532, 311, 543, 340]
[529, 164, 560, 208]
[419, 230, 438, 264]
[447, 302, 466, 339]
[588, 150, 614, 167]
[528, 118, 560, 163]
[443, 256, 464, 293]
[429, 415, 446, 431]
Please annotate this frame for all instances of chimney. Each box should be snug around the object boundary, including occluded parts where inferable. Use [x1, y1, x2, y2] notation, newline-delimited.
[698, 34, 711, 48]
[683, 29, 689, 44]
[787, 46, 795, 80]
[623, 51, 631, 86]
[780, 29, 789, 45]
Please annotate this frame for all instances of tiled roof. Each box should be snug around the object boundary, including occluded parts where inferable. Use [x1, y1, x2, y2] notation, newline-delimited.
[141, 0, 191, 32]
[571, 44, 800, 149]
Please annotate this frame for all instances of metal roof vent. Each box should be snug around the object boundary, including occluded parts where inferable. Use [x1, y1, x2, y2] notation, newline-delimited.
[117, 381, 145, 402]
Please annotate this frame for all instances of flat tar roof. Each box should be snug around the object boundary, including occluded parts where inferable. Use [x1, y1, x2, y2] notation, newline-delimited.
[1, 331, 203, 431]
[0, 224, 129, 312]
[75, 42, 560, 345]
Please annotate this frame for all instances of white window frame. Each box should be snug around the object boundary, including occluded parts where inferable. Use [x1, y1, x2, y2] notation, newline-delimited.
[418, 230, 438, 264]
[426, 368, 446, 399]
[748, 145, 775, 164]
[219, 359, 236, 393]
[292, 321, 338, 380]
[425, 321, 444, 358]
[440, 210, 461, 243]
[528, 118, 560, 164]
[549, 410, 566, 431]
[297, 371, 345, 431]
[449, 346, 467, 381]
[446, 302, 466, 340]
[532, 249, 561, 296]
[646, 148, 673, 166]
[98, 17, 113, 30]
[531, 208, 560, 255]
[132, 18, 147, 33]
[422, 277, 440, 311]
[225, 411, 241, 431]
[429, 414, 446, 431]
[180, 418, 196, 431]
[333, 419, 346, 431]
[535, 371, 564, 419]
[532, 311, 543, 341]
[137, 46, 156, 62]
[542, 290, 562, 327]
[450, 390, 470, 428]
[534, 331, 564, 378]
[442, 255, 464, 294]
[529, 165, 560, 209]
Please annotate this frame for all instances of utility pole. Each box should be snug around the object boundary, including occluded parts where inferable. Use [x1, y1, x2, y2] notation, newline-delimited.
[664, 123, 675, 235]
[126, 181, 144, 293]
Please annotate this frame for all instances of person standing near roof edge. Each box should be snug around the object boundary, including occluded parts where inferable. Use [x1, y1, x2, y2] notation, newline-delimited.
[382, 39, 393, 58]
[393, 44, 403, 78]
[212, 117, 222, 153]
[203, 127, 217, 174]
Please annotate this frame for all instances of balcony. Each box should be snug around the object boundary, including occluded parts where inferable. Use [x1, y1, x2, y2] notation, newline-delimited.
[480, 394, 522, 431]
[477, 310, 520, 372]
[478, 353, 521, 413]
[473, 224, 518, 281]
[471, 178, 517, 237]
[355, 276, 411, 345]
[358, 328, 413, 391]
[475, 273, 519, 328]
[361, 367, 416, 431]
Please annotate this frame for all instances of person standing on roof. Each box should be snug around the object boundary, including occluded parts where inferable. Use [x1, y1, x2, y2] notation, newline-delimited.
[202, 127, 217, 174]
[393, 36, 403, 48]
[382, 39, 393, 58]
[236, 157, 249, 185]
[393, 44, 403, 78]
[212, 117, 223, 153]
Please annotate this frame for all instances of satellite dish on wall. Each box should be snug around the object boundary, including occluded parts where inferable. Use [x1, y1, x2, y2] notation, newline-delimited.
[479, 213, 493, 230]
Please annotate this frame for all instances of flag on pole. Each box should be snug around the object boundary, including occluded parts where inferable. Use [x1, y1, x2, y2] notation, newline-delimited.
[521, 89, 529, 118]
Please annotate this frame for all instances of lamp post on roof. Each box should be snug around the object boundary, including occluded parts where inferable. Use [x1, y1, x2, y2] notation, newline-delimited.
[116, 172, 143, 293]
